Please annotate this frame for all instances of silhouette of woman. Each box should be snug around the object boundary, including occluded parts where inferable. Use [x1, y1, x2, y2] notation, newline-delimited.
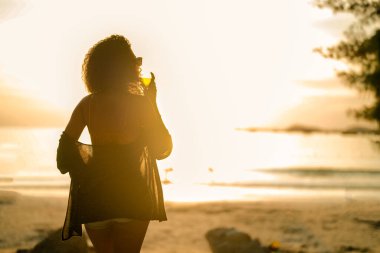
[56, 35, 172, 253]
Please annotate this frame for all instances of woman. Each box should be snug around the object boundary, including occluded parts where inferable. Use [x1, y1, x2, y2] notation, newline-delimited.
[56, 35, 172, 253]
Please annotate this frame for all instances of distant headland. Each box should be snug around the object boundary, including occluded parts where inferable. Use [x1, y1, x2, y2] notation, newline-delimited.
[237, 124, 380, 135]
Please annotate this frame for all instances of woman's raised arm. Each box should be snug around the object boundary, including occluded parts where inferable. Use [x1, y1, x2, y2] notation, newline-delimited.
[139, 77, 173, 160]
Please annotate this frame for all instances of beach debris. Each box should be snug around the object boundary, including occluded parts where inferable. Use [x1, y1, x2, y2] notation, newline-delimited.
[30, 228, 88, 253]
[0, 198, 13, 205]
[338, 245, 370, 253]
[208, 167, 215, 184]
[269, 241, 280, 252]
[0, 190, 17, 205]
[162, 167, 173, 184]
[205, 227, 267, 253]
[354, 218, 380, 230]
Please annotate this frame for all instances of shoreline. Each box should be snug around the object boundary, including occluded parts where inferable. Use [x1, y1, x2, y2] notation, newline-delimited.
[1, 190, 380, 253]
[3, 182, 380, 204]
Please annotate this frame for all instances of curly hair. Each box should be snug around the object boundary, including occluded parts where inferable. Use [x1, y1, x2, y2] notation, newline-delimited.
[82, 35, 140, 93]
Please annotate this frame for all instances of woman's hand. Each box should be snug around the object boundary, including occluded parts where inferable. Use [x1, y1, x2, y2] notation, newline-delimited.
[144, 72, 157, 102]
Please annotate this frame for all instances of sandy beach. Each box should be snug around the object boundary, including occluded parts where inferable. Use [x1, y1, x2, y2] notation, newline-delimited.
[0, 190, 380, 253]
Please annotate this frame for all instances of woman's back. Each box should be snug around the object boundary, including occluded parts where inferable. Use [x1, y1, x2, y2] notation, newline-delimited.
[83, 91, 144, 145]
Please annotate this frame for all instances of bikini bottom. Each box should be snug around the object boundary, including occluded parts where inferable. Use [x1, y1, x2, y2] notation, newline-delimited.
[84, 218, 134, 230]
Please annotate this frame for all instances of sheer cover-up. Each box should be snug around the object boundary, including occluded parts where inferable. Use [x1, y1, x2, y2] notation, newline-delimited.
[57, 132, 167, 240]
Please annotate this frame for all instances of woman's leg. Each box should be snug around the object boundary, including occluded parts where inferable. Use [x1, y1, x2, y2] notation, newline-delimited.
[85, 224, 114, 253]
[111, 220, 150, 253]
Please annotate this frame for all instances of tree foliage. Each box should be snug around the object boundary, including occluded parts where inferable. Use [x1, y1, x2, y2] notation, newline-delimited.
[314, 0, 380, 123]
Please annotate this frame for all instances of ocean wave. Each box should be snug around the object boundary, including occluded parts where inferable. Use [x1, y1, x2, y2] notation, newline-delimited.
[0, 184, 69, 190]
[207, 181, 380, 190]
[0, 175, 70, 190]
[252, 167, 380, 177]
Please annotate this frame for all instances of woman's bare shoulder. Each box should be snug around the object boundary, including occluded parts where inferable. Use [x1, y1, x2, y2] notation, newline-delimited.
[69, 94, 92, 119]
[80, 94, 93, 103]
[75, 94, 92, 109]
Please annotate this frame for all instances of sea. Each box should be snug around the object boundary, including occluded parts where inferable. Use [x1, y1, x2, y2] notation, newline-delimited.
[0, 127, 380, 202]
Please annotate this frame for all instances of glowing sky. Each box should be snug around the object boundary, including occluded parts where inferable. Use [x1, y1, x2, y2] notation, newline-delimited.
[0, 0, 375, 131]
